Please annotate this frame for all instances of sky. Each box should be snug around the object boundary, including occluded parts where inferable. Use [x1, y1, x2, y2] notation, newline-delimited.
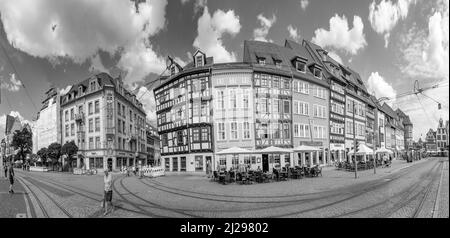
[0, 0, 448, 141]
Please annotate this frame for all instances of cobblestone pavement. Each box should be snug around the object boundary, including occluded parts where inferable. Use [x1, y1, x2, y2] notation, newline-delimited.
[6, 157, 446, 218]
[0, 175, 31, 218]
[436, 159, 449, 218]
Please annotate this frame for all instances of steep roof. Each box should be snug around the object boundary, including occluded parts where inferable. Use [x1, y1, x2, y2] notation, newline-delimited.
[381, 103, 398, 119]
[396, 108, 413, 125]
[64, 72, 116, 97]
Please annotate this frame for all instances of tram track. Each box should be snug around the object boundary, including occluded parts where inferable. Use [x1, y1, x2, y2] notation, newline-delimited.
[332, 162, 441, 218]
[15, 171, 156, 217]
[16, 176, 49, 218]
[20, 176, 73, 218]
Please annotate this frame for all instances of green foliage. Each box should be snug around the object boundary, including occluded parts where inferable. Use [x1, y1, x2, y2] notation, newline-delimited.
[37, 147, 48, 165]
[61, 141, 78, 169]
[47, 142, 62, 166]
[11, 125, 33, 161]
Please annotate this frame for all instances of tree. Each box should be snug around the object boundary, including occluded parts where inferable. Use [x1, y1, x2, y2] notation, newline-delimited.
[61, 141, 78, 171]
[11, 126, 33, 163]
[37, 147, 49, 166]
[47, 142, 62, 171]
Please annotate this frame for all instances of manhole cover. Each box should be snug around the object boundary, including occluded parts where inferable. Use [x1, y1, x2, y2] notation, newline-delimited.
[16, 213, 26, 218]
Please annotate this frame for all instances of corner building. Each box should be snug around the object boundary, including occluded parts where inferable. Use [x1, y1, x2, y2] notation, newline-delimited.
[60, 73, 148, 172]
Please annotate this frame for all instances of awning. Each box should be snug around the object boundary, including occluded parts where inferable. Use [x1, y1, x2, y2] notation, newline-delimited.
[216, 147, 254, 155]
[293, 145, 321, 152]
[257, 146, 293, 154]
[348, 144, 374, 155]
[375, 147, 394, 154]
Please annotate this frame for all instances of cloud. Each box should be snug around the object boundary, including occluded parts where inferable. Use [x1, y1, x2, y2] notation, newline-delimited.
[0, 0, 168, 86]
[253, 14, 277, 42]
[135, 86, 157, 124]
[397, 1, 448, 80]
[368, 0, 415, 47]
[312, 14, 367, 55]
[367, 72, 397, 100]
[328, 51, 343, 64]
[89, 53, 109, 74]
[0, 73, 22, 92]
[300, 0, 309, 11]
[193, 6, 241, 63]
[287, 25, 301, 42]
[181, 0, 190, 4]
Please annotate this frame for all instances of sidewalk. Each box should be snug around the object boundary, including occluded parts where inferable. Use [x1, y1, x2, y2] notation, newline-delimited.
[0, 172, 31, 218]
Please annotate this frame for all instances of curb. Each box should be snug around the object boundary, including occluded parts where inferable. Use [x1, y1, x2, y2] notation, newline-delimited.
[432, 160, 446, 218]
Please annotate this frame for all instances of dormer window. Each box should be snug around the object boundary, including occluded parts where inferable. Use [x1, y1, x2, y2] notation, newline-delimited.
[258, 58, 265, 65]
[170, 65, 176, 75]
[314, 68, 322, 79]
[296, 61, 306, 73]
[90, 80, 96, 92]
[79, 86, 83, 95]
[274, 60, 282, 68]
[195, 55, 203, 67]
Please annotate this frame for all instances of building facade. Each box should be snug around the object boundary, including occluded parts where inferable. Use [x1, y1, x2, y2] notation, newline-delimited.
[32, 88, 61, 154]
[425, 128, 438, 151]
[60, 73, 148, 172]
[436, 118, 448, 151]
[145, 122, 161, 166]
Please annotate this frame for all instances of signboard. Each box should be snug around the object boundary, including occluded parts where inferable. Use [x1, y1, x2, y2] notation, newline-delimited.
[300, 141, 323, 147]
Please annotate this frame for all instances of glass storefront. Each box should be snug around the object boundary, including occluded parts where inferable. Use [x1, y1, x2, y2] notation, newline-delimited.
[195, 155, 203, 171]
[89, 157, 103, 169]
[172, 157, 178, 171]
[180, 157, 186, 171]
[165, 158, 170, 171]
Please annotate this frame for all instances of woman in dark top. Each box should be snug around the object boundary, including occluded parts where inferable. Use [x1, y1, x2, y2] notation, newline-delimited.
[8, 163, 15, 193]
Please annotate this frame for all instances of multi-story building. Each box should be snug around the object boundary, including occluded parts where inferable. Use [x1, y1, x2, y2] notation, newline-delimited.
[32, 87, 61, 154]
[212, 63, 256, 170]
[145, 122, 160, 166]
[343, 69, 368, 159]
[436, 118, 448, 151]
[396, 109, 413, 150]
[381, 103, 402, 158]
[154, 51, 214, 173]
[302, 40, 345, 164]
[60, 72, 147, 172]
[425, 128, 437, 151]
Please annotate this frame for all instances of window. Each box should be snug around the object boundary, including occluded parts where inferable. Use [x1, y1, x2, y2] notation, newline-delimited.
[314, 68, 322, 79]
[122, 105, 125, 118]
[95, 137, 100, 149]
[117, 119, 121, 133]
[283, 100, 290, 114]
[65, 110, 68, 122]
[296, 101, 309, 116]
[275, 60, 281, 68]
[117, 102, 121, 115]
[273, 78, 280, 88]
[242, 89, 249, 109]
[201, 128, 209, 141]
[65, 125, 69, 137]
[70, 108, 74, 120]
[90, 81, 96, 91]
[201, 101, 208, 116]
[294, 124, 299, 137]
[283, 79, 290, 90]
[95, 117, 100, 132]
[78, 105, 83, 114]
[258, 58, 265, 65]
[217, 90, 225, 109]
[243, 122, 251, 139]
[230, 89, 237, 109]
[218, 122, 226, 140]
[196, 55, 203, 67]
[88, 102, 93, 115]
[231, 122, 238, 140]
[296, 61, 306, 72]
[95, 100, 100, 114]
[71, 123, 74, 136]
[161, 134, 168, 146]
[88, 119, 93, 132]
[283, 124, 290, 139]
[298, 81, 309, 94]
[273, 99, 279, 113]
[258, 98, 268, 113]
[192, 128, 200, 142]
[296, 124, 310, 138]
[88, 137, 94, 149]
[293, 101, 299, 114]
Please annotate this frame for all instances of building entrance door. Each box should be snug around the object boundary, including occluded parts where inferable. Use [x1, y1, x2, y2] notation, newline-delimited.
[107, 158, 113, 171]
[205, 156, 212, 175]
[262, 154, 269, 172]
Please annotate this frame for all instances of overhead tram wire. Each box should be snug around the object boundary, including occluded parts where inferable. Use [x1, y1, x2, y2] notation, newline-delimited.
[415, 94, 439, 125]
[0, 40, 38, 112]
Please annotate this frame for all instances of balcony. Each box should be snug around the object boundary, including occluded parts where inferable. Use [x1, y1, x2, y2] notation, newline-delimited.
[77, 130, 85, 138]
[106, 127, 115, 135]
[75, 113, 85, 123]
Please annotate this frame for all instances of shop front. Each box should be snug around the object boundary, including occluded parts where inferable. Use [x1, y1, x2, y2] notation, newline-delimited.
[330, 143, 345, 163]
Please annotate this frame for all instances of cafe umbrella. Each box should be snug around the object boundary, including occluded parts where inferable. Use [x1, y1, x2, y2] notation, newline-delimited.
[257, 146, 293, 170]
[293, 145, 321, 167]
[215, 147, 255, 169]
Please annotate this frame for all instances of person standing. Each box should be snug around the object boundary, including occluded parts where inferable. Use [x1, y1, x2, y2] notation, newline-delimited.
[3, 162, 7, 179]
[102, 168, 113, 216]
[8, 162, 15, 193]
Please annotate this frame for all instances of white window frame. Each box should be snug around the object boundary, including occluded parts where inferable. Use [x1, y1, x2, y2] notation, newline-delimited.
[217, 122, 226, 141]
[296, 61, 306, 73]
[230, 121, 238, 140]
[243, 121, 251, 139]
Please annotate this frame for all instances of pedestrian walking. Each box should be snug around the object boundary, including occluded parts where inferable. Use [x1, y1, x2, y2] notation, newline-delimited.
[102, 168, 113, 216]
[4, 163, 7, 179]
[7, 162, 15, 194]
